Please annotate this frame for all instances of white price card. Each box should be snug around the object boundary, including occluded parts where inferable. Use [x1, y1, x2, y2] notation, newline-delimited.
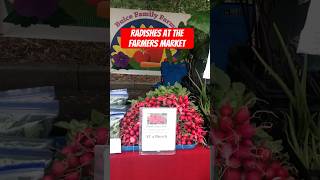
[203, 50, 210, 79]
[297, 0, 320, 55]
[110, 138, 122, 154]
[139, 108, 177, 155]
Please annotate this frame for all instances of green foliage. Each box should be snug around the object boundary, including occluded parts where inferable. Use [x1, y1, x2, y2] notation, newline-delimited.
[187, 11, 210, 34]
[252, 23, 320, 170]
[212, 65, 256, 112]
[146, 83, 190, 97]
[187, 11, 210, 65]
[165, 49, 174, 63]
[188, 69, 211, 122]
[110, 0, 210, 14]
[55, 110, 108, 141]
[254, 128, 284, 154]
[129, 83, 199, 110]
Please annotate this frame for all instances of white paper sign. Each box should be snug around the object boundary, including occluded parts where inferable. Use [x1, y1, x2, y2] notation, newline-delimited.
[203, 50, 210, 79]
[139, 108, 176, 153]
[110, 138, 122, 154]
[297, 0, 320, 55]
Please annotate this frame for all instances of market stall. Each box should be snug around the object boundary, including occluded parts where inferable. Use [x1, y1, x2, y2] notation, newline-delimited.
[110, 146, 211, 180]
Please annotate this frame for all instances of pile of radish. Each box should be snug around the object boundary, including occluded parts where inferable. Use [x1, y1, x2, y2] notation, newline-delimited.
[43, 127, 108, 180]
[120, 93, 207, 146]
[213, 103, 294, 180]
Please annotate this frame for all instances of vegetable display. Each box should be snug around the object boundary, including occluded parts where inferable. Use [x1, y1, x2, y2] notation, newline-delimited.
[213, 103, 294, 180]
[252, 23, 320, 171]
[120, 84, 207, 146]
[43, 127, 108, 180]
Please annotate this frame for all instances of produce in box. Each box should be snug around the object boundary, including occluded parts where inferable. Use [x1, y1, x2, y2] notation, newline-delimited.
[120, 84, 207, 146]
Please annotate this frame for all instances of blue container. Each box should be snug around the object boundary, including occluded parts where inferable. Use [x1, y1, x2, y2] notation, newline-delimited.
[122, 144, 197, 152]
[212, 3, 253, 70]
[160, 62, 188, 86]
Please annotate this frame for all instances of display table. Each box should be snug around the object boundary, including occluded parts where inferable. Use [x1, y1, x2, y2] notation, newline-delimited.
[110, 146, 211, 180]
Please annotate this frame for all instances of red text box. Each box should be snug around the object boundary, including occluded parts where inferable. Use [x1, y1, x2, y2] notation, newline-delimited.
[120, 28, 194, 49]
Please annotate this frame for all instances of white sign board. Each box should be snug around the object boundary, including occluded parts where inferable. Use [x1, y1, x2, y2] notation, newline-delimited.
[203, 50, 210, 79]
[297, 0, 320, 55]
[139, 108, 176, 154]
[110, 8, 190, 76]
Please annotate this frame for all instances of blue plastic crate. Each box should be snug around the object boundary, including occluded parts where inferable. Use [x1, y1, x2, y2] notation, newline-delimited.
[154, 62, 188, 88]
[122, 144, 197, 152]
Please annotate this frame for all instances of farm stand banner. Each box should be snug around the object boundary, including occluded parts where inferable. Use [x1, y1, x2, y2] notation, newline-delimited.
[0, 0, 109, 42]
[110, 8, 190, 76]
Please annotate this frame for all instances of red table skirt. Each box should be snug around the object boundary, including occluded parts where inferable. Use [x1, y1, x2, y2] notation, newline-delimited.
[110, 146, 211, 180]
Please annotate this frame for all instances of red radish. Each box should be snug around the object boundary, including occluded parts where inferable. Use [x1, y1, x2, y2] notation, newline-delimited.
[61, 146, 75, 155]
[80, 153, 93, 166]
[67, 156, 80, 169]
[75, 133, 84, 143]
[241, 139, 253, 146]
[255, 161, 267, 172]
[223, 168, 241, 180]
[220, 117, 233, 131]
[83, 128, 94, 135]
[51, 161, 66, 177]
[270, 161, 282, 171]
[96, 127, 107, 145]
[220, 103, 233, 116]
[82, 138, 94, 148]
[224, 130, 239, 145]
[65, 172, 80, 180]
[133, 125, 139, 131]
[245, 170, 262, 180]
[234, 106, 251, 124]
[129, 130, 135, 136]
[211, 130, 225, 144]
[130, 136, 136, 144]
[120, 92, 205, 146]
[42, 175, 55, 180]
[82, 165, 93, 176]
[221, 143, 233, 159]
[257, 147, 272, 162]
[265, 167, 276, 179]
[236, 124, 256, 139]
[276, 167, 289, 178]
[227, 156, 241, 168]
[233, 145, 253, 160]
[243, 158, 257, 170]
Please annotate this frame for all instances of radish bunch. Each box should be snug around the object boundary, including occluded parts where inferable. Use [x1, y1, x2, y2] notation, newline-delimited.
[120, 93, 206, 146]
[43, 127, 108, 180]
[212, 104, 294, 180]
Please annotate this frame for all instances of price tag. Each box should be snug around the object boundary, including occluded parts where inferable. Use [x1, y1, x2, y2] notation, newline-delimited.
[110, 138, 122, 154]
[139, 108, 177, 155]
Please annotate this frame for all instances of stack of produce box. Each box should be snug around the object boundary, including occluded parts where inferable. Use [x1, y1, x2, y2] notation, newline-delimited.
[110, 89, 128, 140]
[0, 87, 59, 179]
